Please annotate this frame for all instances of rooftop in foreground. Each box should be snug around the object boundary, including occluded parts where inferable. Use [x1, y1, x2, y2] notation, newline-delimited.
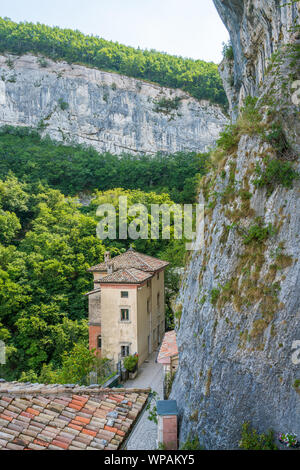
[0, 381, 149, 450]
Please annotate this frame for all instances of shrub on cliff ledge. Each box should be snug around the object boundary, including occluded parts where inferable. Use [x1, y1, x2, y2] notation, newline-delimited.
[239, 422, 278, 450]
[180, 435, 203, 450]
[222, 41, 234, 61]
[212, 96, 263, 164]
[254, 157, 299, 195]
[243, 218, 277, 245]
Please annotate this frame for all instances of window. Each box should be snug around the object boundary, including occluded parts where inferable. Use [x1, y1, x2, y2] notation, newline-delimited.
[121, 345, 130, 357]
[157, 292, 160, 309]
[157, 272, 160, 280]
[147, 279, 151, 288]
[120, 308, 129, 321]
[121, 291, 128, 298]
[97, 335, 102, 349]
[147, 298, 150, 314]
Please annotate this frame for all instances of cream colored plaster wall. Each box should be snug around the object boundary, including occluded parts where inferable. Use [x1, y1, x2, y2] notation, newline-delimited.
[100, 285, 138, 363]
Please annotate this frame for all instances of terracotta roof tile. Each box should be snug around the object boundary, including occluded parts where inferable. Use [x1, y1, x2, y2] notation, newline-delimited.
[0, 382, 149, 450]
[98, 267, 153, 284]
[88, 248, 169, 273]
[157, 330, 178, 364]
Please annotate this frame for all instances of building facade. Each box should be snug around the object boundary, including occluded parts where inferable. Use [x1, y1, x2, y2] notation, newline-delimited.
[86, 248, 169, 366]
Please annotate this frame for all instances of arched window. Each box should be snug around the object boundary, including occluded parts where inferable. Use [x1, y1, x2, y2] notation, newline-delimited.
[97, 335, 102, 349]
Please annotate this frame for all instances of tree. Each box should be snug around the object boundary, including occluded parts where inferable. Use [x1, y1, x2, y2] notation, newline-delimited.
[58, 343, 97, 385]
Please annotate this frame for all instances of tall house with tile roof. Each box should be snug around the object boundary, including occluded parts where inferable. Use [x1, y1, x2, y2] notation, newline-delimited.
[86, 248, 169, 366]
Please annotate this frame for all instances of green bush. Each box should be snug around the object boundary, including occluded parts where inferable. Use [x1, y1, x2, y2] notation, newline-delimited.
[165, 371, 176, 399]
[58, 98, 69, 111]
[254, 158, 298, 195]
[154, 96, 182, 114]
[210, 288, 220, 306]
[222, 41, 234, 61]
[213, 96, 262, 161]
[216, 124, 239, 153]
[239, 422, 278, 450]
[294, 379, 300, 389]
[264, 123, 290, 156]
[180, 435, 203, 450]
[243, 219, 276, 245]
[123, 354, 138, 372]
[240, 97, 260, 124]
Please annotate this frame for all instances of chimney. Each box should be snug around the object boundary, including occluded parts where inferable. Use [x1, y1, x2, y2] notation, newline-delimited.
[104, 251, 111, 264]
[157, 400, 178, 450]
[107, 261, 114, 274]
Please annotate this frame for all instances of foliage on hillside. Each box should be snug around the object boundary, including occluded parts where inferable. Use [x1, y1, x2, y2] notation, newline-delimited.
[0, 126, 209, 204]
[0, 175, 186, 381]
[0, 17, 227, 107]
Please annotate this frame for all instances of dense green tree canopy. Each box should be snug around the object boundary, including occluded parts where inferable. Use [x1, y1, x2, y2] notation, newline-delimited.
[0, 126, 209, 203]
[0, 17, 227, 107]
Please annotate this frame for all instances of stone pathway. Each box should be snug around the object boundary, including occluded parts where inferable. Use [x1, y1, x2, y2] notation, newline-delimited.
[123, 350, 163, 450]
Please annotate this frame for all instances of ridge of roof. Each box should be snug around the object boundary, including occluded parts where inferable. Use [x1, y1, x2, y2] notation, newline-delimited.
[98, 267, 153, 285]
[124, 268, 139, 282]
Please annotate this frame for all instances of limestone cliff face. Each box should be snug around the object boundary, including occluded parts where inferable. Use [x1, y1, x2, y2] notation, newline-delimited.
[171, 1, 300, 449]
[215, 0, 300, 117]
[0, 54, 226, 155]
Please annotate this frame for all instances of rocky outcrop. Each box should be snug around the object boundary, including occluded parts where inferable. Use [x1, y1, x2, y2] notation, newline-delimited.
[171, 0, 300, 449]
[0, 54, 227, 155]
[216, 0, 300, 117]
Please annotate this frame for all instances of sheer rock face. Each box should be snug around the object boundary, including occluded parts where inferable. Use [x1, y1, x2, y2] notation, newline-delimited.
[171, 1, 300, 449]
[215, 0, 300, 117]
[0, 54, 226, 155]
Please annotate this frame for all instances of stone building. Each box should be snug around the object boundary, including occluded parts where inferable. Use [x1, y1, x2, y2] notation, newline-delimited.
[86, 248, 169, 366]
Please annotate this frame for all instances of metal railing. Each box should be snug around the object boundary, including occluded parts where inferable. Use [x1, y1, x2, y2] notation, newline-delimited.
[88, 358, 116, 385]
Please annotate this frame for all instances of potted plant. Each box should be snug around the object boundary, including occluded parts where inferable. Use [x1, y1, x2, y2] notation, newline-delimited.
[278, 432, 299, 448]
[123, 354, 139, 379]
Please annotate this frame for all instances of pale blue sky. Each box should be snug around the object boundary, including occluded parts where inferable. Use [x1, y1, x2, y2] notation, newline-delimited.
[0, 0, 228, 63]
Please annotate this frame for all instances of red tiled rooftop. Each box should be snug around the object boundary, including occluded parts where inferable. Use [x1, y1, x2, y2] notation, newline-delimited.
[88, 248, 169, 273]
[98, 267, 153, 285]
[0, 382, 149, 450]
[157, 331, 178, 365]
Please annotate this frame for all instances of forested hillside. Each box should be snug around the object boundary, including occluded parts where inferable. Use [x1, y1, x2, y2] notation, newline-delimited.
[0, 17, 227, 107]
[0, 126, 209, 203]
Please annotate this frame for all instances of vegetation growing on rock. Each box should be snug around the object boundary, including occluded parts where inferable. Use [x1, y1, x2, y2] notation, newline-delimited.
[0, 126, 209, 204]
[239, 422, 278, 450]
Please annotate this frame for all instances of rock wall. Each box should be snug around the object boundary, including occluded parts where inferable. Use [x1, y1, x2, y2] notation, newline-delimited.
[171, 0, 300, 449]
[215, 0, 300, 117]
[0, 54, 226, 155]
